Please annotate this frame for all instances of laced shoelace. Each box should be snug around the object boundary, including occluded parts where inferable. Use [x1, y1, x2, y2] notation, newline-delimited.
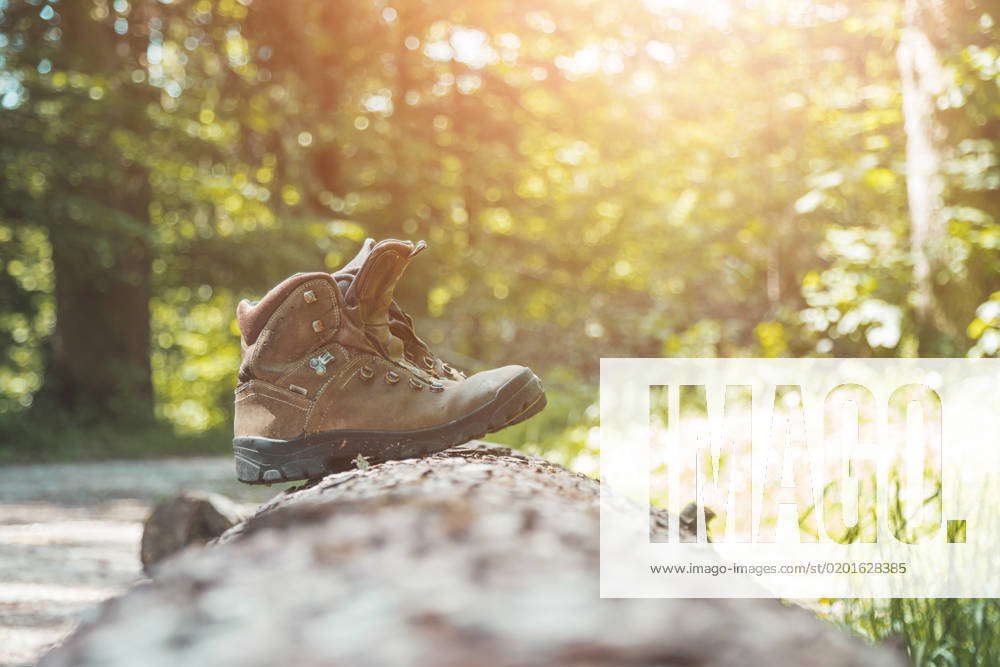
[387, 303, 465, 380]
[332, 271, 463, 381]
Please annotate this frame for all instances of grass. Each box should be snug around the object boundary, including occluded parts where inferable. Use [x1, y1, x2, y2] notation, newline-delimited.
[827, 473, 1000, 667]
[814, 476, 993, 666]
[838, 598, 1000, 666]
[0, 413, 233, 464]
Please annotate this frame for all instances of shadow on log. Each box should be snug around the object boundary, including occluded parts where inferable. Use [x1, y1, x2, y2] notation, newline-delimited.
[41, 442, 904, 666]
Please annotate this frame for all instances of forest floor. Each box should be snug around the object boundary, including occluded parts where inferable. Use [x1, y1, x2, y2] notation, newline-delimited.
[0, 458, 282, 666]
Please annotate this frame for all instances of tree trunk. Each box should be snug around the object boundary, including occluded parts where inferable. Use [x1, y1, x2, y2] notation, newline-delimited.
[42, 169, 153, 421]
[897, 0, 954, 347]
[41, 443, 905, 667]
[30, 0, 156, 422]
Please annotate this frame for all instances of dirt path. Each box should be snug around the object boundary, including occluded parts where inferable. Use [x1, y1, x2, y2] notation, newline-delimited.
[0, 458, 281, 667]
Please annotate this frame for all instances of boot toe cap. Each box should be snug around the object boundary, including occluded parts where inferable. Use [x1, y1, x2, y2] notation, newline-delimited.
[465, 364, 536, 399]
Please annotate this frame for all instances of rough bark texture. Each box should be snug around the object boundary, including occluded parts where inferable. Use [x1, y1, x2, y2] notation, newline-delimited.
[41, 443, 904, 667]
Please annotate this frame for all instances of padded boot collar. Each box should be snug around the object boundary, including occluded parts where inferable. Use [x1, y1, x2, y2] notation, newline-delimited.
[236, 272, 335, 346]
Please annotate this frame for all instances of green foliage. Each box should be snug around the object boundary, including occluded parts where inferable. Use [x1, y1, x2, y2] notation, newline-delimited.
[840, 598, 1000, 666]
[0, 222, 52, 413]
[486, 367, 598, 471]
[2, 0, 998, 426]
[806, 469, 989, 665]
[150, 287, 240, 432]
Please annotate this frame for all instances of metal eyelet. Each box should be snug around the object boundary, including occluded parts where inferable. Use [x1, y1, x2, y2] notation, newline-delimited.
[309, 350, 334, 374]
[428, 383, 445, 392]
[423, 355, 435, 370]
[408, 377, 423, 391]
[359, 365, 374, 380]
[385, 370, 401, 384]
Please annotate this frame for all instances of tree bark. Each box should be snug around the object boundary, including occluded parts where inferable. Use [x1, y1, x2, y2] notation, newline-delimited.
[31, 0, 156, 422]
[41, 443, 905, 667]
[897, 0, 955, 346]
[42, 169, 154, 421]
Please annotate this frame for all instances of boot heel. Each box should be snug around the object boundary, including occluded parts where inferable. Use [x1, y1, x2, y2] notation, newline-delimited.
[233, 436, 336, 485]
[234, 455, 264, 484]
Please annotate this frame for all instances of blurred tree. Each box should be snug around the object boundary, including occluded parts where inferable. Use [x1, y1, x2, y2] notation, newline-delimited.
[0, 0, 997, 447]
[0, 0, 158, 420]
[898, 0, 950, 344]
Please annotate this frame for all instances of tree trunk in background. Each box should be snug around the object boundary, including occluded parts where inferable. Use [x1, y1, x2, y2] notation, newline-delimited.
[897, 0, 954, 347]
[43, 169, 153, 422]
[32, 2, 155, 422]
[41, 443, 906, 667]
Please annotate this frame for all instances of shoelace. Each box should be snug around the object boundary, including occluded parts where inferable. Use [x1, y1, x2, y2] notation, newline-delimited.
[332, 270, 462, 381]
[387, 303, 465, 380]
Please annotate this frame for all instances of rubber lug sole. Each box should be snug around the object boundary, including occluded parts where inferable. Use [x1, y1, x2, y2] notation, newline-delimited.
[234, 369, 545, 485]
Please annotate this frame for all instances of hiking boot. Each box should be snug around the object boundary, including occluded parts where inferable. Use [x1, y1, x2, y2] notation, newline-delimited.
[232, 246, 546, 484]
[336, 238, 465, 381]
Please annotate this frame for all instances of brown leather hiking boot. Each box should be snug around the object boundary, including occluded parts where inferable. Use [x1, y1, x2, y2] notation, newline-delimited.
[232, 242, 546, 484]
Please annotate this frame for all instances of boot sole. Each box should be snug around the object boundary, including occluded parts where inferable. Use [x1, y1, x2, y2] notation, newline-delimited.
[233, 369, 546, 485]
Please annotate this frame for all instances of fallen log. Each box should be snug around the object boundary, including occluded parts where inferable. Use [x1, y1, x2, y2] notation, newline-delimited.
[41, 442, 904, 666]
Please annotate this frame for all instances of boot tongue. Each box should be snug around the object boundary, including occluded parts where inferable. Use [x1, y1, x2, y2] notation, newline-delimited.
[341, 239, 425, 359]
[340, 237, 376, 275]
[333, 237, 374, 296]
